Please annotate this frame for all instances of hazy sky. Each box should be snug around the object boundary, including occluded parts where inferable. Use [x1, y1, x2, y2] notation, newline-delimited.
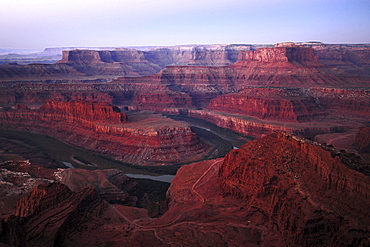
[1, 0, 369, 49]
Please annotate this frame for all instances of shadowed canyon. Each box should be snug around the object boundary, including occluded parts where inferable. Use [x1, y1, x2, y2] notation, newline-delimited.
[0, 42, 369, 246]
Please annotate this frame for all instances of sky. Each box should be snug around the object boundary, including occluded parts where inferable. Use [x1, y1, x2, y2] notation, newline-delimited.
[0, 0, 369, 49]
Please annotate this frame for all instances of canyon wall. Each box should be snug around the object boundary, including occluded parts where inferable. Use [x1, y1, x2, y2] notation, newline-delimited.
[207, 87, 326, 122]
[1, 183, 105, 246]
[309, 87, 370, 115]
[315, 47, 370, 76]
[238, 45, 320, 66]
[219, 132, 370, 246]
[1, 132, 369, 246]
[0, 100, 209, 165]
[130, 90, 193, 113]
[188, 109, 346, 139]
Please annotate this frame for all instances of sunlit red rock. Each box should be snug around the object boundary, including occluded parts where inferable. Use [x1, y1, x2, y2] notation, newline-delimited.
[2, 133, 369, 246]
[0, 100, 209, 165]
[219, 132, 370, 246]
[208, 87, 326, 122]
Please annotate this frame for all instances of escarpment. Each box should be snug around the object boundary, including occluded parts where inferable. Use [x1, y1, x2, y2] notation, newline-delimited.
[219, 133, 370, 246]
[1, 183, 106, 246]
[130, 90, 193, 114]
[315, 46, 370, 76]
[0, 100, 209, 165]
[1, 133, 369, 246]
[39, 99, 127, 124]
[208, 87, 326, 122]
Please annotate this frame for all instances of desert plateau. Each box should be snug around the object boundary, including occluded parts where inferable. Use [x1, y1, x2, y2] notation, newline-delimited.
[0, 40, 369, 246]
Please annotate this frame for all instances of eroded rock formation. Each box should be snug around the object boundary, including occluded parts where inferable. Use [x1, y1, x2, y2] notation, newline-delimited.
[208, 87, 326, 122]
[0, 100, 209, 165]
[220, 132, 370, 246]
[1, 183, 106, 246]
[2, 133, 369, 246]
[55, 169, 141, 206]
[188, 109, 346, 139]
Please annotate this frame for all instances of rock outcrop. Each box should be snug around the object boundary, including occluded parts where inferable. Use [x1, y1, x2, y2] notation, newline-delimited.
[0, 100, 209, 165]
[315, 46, 370, 77]
[0, 45, 244, 79]
[55, 169, 141, 206]
[310, 87, 370, 115]
[219, 132, 370, 246]
[1, 43, 369, 150]
[130, 90, 193, 114]
[208, 87, 326, 122]
[1, 133, 370, 246]
[188, 109, 346, 139]
[0, 82, 114, 108]
[355, 127, 370, 153]
[1, 183, 105, 246]
[238, 44, 320, 66]
[39, 99, 127, 124]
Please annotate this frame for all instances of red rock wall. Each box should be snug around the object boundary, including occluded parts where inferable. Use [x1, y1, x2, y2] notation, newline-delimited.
[309, 87, 370, 114]
[219, 133, 370, 246]
[131, 91, 193, 112]
[188, 109, 344, 138]
[315, 47, 370, 76]
[238, 46, 319, 66]
[207, 88, 326, 122]
[0, 101, 208, 165]
[40, 100, 126, 124]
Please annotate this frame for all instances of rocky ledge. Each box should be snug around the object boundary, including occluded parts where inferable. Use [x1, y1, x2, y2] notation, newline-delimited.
[0, 100, 209, 165]
[220, 132, 370, 246]
[2, 133, 369, 246]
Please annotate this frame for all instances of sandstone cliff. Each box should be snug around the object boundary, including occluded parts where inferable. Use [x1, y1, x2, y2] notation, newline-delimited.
[188, 109, 346, 139]
[238, 44, 320, 66]
[219, 132, 370, 246]
[1, 133, 369, 246]
[130, 90, 193, 113]
[315, 46, 370, 76]
[208, 87, 326, 122]
[0, 100, 209, 165]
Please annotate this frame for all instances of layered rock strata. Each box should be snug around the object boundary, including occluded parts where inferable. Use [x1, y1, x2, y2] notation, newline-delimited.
[208, 87, 326, 122]
[0, 100, 209, 165]
[219, 132, 370, 246]
[2, 133, 369, 246]
[55, 169, 141, 206]
[0, 46, 243, 79]
[130, 90, 193, 114]
[0, 183, 106, 246]
[315, 46, 370, 76]
[188, 109, 346, 139]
